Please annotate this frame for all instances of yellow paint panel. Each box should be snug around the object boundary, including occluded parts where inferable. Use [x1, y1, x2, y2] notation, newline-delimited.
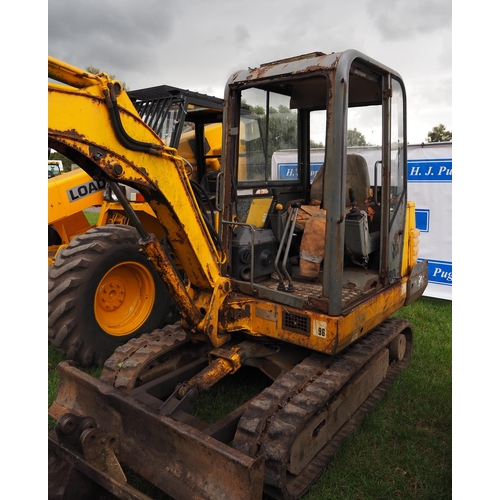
[246, 197, 273, 227]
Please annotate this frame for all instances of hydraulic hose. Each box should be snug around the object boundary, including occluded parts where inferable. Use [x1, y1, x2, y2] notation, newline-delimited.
[105, 82, 164, 156]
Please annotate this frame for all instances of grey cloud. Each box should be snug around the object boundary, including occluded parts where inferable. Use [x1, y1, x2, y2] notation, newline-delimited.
[48, 0, 452, 143]
[49, 0, 177, 80]
[234, 25, 250, 44]
[369, 0, 452, 40]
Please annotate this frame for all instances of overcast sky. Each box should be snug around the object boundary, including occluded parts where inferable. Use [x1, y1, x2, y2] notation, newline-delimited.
[48, 0, 452, 145]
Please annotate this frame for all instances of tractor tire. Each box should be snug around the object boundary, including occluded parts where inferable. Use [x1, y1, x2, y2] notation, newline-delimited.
[48, 224, 175, 367]
[48, 225, 62, 246]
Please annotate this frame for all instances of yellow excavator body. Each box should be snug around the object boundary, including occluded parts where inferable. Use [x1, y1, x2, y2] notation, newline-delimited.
[48, 51, 428, 500]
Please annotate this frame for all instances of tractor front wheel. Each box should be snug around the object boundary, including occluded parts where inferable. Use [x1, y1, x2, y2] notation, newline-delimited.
[48, 224, 174, 367]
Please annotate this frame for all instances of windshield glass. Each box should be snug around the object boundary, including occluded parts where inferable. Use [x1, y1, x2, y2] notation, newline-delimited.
[48, 163, 61, 177]
[237, 80, 329, 187]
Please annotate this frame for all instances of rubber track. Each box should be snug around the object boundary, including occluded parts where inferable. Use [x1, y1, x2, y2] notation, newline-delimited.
[233, 318, 413, 500]
[100, 323, 190, 390]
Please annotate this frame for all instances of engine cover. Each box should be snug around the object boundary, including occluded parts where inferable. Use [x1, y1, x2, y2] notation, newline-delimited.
[231, 227, 278, 281]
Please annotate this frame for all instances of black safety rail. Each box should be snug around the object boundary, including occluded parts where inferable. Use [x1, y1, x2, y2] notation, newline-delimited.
[128, 85, 224, 147]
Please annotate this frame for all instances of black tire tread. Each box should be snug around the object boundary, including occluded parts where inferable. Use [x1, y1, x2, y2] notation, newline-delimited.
[48, 224, 173, 367]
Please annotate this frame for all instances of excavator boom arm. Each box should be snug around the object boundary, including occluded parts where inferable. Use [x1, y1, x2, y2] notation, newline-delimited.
[48, 56, 223, 292]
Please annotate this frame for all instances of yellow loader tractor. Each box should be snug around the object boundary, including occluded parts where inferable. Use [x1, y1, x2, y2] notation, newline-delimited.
[48, 84, 224, 366]
[48, 167, 106, 264]
[48, 50, 428, 500]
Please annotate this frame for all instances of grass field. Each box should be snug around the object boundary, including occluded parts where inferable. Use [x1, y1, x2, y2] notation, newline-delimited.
[48, 296, 451, 499]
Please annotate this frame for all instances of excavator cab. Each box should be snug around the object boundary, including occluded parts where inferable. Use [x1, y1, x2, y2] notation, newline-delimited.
[218, 51, 424, 317]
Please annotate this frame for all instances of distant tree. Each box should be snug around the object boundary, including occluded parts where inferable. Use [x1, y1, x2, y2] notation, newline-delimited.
[427, 124, 452, 142]
[267, 107, 297, 154]
[250, 105, 265, 115]
[347, 128, 367, 147]
[85, 66, 128, 91]
[277, 105, 291, 114]
[246, 104, 297, 154]
[311, 139, 324, 148]
[85, 66, 101, 76]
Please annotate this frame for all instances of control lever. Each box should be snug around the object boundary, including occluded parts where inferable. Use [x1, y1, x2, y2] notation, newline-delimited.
[347, 187, 361, 219]
[273, 202, 300, 292]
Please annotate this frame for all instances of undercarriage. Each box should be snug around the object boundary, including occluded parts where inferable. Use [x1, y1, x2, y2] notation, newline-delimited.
[49, 317, 412, 500]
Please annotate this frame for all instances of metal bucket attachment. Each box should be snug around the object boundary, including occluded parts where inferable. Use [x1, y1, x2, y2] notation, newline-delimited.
[49, 361, 265, 500]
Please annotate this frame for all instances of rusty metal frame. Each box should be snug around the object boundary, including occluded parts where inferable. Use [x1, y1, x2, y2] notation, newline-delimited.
[50, 361, 265, 500]
[222, 50, 406, 318]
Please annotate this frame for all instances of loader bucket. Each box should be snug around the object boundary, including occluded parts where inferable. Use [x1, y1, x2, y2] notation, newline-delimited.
[49, 361, 265, 500]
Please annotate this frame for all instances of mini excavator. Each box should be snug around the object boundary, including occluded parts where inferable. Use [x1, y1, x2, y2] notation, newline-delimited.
[48, 50, 427, 500]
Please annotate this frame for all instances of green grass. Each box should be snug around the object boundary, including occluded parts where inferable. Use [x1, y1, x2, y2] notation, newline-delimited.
[48, 345, 64, 414]
[84, 209, 99, 225]
[48, 296, 451, 499]
[304, 297, 452, 500]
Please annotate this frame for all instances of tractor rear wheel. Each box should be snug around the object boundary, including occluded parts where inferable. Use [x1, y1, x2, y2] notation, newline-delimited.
[48, 224, 174, 367]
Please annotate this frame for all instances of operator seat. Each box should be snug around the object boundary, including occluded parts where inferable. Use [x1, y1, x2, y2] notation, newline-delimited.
[308, 153, 379, 267]
[310, 153, 370, 206]
[343, 154, 379, 266]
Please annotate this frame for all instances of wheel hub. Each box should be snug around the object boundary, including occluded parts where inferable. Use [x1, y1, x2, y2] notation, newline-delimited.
[94, 261, 155, 336]
[97, 280, 126, 312]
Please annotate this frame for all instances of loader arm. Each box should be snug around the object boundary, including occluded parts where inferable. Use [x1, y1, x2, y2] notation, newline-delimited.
[48, 56, 229, 342]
